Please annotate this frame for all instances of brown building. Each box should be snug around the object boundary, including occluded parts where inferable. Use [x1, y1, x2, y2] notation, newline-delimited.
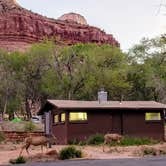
[39, 97, 166, 144]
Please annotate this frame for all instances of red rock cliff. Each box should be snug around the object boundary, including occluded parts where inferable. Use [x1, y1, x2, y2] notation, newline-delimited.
[0, 0, 119, 51]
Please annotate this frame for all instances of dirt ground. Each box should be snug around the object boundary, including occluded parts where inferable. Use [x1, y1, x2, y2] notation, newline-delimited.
[0, 142, 166, 165]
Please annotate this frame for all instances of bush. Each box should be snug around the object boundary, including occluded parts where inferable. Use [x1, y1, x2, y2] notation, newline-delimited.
[59, 146, 82, 160]
[68, 139, 86, 146]
[143, 148, 157, 156]
[109, 136, 160, 146]
[24, 121, 36, 132]
[0, 131, 5, 143]
[9, 156, 26, 164]
[68, 139, 80, 145]
[87, 134, 104, 145]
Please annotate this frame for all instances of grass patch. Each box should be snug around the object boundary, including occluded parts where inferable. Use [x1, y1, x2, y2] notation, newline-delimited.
[68, 134, 160, 147]
[143, 148, 157, 156]
[68, 139, 87, 146]
[68, 134, 105, 146]
[68, 139, 80, 145]
[9, 156, 26, 164]
[86, 134, 104, 145]
[59, 146, 82, 160]
[109, 136, 160, 146]
[142, 147, 166, 156]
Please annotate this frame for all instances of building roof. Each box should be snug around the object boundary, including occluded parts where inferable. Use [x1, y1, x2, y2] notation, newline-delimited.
[47, 100, 166, 110]
[38, 100, 166, 115]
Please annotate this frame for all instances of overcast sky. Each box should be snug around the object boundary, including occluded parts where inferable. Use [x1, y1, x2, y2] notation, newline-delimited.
[17, 0, 165, 51]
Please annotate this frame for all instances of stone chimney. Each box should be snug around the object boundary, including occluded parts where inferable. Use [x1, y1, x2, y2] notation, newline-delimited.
[98, 88, 108, 104]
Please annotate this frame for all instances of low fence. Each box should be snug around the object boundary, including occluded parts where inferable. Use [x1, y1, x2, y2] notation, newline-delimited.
[3, 131, 44, 142]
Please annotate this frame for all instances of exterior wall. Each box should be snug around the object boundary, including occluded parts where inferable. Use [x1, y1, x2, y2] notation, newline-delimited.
[51, 109, 67, 144]
[50, 108, 165, 144]
[122, 110, 165, 140]
[52, 124, 67, 144]
[67, 111, 113, 142]
[111, 112, 122, 134]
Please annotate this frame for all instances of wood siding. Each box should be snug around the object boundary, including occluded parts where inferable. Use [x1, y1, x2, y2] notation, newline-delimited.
[122, 110, 164, 140]
[68, 111, 112, 142]
[50, 109, 165, 144]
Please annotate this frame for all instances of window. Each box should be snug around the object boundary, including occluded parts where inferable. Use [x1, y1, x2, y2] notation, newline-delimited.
[54, 115, 59, 123]
[61, 113, 66, 122]
[145, 113, 161, 121]
[69, 112, 87, 121]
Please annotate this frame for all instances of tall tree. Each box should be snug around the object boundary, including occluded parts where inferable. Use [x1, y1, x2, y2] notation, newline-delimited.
[41, 43, 130, 101]
[127, 35, 166, 102]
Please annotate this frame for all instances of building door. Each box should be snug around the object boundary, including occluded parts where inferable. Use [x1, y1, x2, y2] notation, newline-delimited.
[112, 113, 122, 134]
[120, 113, 124, 135]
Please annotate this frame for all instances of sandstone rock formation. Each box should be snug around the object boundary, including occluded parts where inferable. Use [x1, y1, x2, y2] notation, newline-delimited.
[0, 0, 20, 12]
[58, 13, 88, 25]
[0, 0, 119, 51]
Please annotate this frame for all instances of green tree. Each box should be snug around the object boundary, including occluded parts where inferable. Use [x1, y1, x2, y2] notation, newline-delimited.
[127, 35, 166, 102]
[41, 43, 130, 100]
[0, 50, 27, 119]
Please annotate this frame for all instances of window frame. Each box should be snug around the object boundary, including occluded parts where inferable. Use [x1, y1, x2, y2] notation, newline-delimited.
[53, 114, 59, 124]
[69, 112, 88, 123]
[60, 113, 66, 123]
[145, 112, 161, 122]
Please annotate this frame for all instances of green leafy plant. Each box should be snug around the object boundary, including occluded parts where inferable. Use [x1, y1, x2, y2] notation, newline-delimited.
[68, 139, 86, 146]
[109, 137, 159, 146]
[59, 146, 82, 160]
[87, 134, 104, 145]
[143, 148, 157, 156]
[68, 139, 80, 145]
[9, 156, 26, 164]
[24, 121, 36, 132]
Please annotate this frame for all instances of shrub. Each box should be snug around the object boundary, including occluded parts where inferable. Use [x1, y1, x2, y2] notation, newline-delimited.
[109, 136, 160, 146]
[59, 146, 82, 160]
[78, 141, 87, 146]
[9, 156, 26, 164]
[68, 139, 80, 145]
[68, 139, 86, 146]
[87, 134, 104, 145]
[24, 121, 36, 132]
[0, 131, 5, 143]
[143, 148, 157, 156]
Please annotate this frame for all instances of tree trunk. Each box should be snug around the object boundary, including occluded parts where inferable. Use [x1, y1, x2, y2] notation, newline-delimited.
[25, 98, 32, 120]
[9, 112, 14, 120]
[2, 98, 7, 120]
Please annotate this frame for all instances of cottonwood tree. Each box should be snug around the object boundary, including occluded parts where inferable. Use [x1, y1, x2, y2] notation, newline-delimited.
[0, 51, 26, 119]
[41, 43, 130, 101]
[127, 35, 166, 102]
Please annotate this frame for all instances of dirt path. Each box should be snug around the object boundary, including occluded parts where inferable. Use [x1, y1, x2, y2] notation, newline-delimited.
[0, 143, 166, 165]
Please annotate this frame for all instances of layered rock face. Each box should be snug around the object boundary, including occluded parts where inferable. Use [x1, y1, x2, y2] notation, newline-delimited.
[58, 13, 88, 25]
[0, 0, 119, 51]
